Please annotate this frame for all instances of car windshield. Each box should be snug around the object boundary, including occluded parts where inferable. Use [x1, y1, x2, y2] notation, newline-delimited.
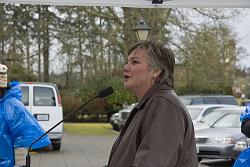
[199, 110, 226, 124]
[112, 113, 119, 118]
[212, 113, 241, 128]
[187, 107, 204, 120]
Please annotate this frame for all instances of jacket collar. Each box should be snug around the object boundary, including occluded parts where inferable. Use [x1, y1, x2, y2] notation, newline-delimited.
[135, 83, 172, 110]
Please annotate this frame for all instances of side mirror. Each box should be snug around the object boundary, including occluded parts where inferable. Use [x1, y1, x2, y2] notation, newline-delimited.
[208, 122, 214, 128]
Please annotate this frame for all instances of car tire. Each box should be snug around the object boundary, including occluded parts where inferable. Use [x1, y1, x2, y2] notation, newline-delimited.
[198, 157, 202, 162]
[113, 124, 120, 131]
[52, 143, 61, 151]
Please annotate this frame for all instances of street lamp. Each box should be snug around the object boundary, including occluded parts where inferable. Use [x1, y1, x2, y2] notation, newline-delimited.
[133, 20, 151, 41]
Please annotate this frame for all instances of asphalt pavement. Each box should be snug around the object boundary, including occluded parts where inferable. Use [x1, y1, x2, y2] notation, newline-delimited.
[30, 132, 231, 167]
[31, 132, 115, 167]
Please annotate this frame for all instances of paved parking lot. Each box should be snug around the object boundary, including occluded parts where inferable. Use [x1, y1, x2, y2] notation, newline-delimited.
[30, 132, 232, 167]
[31, 132, 115, 167]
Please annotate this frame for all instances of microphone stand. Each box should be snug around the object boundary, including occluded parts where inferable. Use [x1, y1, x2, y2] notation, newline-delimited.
[26, 95, 98, 167]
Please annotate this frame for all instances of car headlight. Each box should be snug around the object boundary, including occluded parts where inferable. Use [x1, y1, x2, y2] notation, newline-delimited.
[207, 137, 236, 144]
[235, 141, 248, 149]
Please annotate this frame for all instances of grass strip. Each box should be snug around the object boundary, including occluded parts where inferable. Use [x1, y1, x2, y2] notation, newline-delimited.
[64, 123, 119, 135]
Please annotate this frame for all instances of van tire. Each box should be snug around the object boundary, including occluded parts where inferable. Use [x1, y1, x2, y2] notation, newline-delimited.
[52, 143, 61, 151]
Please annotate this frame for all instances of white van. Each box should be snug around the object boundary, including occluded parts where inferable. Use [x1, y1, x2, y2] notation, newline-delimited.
[20, 82, 63, 151]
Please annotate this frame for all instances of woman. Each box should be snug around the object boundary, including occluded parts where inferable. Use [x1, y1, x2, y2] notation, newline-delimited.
[107, 40, 198, 167]
[0, 63, 51, 167]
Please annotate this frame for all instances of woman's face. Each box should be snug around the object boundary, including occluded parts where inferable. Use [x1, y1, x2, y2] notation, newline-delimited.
[124, 48, 155, 99]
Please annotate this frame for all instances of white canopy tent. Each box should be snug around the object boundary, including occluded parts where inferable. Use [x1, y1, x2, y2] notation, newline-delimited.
[0, 0, 250, 8]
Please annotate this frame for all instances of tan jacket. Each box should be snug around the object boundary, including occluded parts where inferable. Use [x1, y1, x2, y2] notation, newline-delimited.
[108, 83, 198, 167]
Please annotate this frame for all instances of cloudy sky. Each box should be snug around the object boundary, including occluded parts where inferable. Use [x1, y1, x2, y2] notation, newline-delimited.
[231, 9, 250, 69]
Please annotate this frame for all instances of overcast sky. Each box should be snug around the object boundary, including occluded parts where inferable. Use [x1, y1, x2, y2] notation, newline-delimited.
[230, 9, 250, 69]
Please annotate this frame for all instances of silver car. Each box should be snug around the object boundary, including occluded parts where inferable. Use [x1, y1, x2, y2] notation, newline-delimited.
[195, 107, 246, 162]
[118, 103, 137, 129]
[110, 112, 120, 131]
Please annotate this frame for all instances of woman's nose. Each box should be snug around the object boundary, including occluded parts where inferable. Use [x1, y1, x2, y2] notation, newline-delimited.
[124, 63, 129, 71]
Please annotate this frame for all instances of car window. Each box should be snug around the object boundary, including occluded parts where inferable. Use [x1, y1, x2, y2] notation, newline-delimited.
[179, 96, 193, 105]
[217, 97, 238, 105]
[187, 107, 204, 120]
[179, 95, 238, 105]
[203, 97, 219, 104]
[201, 107, 218, 118]
[212, 113, 241, 128]
[191, 97, 203, 105]
[34, 87, 56, 106]
[21, 86, 29, 106]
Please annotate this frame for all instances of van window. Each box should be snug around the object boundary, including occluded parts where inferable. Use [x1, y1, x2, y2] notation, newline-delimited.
[34, 87, 56, 106]
[21, 86, 29, 106]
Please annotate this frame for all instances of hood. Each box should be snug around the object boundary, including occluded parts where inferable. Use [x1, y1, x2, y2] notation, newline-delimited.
[0, 81, 22, 102]
[195, 128, 244, 139]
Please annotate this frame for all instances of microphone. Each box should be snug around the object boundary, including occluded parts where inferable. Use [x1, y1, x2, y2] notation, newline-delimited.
[25, 87, 114, 167]
[98, 86, 114, 98]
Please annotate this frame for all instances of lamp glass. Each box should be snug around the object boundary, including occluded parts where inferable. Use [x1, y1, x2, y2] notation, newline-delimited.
[136, 29, 149, 41]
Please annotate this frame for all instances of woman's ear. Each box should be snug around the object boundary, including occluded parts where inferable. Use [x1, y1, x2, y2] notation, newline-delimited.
[153, 69, 162, 79]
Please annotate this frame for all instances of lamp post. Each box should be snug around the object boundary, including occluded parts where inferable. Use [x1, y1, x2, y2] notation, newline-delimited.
[133, 20, 151, 41]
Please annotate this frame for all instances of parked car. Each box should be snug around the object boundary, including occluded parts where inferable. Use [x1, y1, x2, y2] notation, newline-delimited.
[186, 104, 238, 125]
[20, 82, 63, 151]
[109, 103, 137, 131]
[118, 103, 137, 130]
[193, 107, 240, 131]
[110, 112, 120, 131]
[195, 107, 246, 162]
[179, 95, 238, 106]
[232, 138, 250, 160]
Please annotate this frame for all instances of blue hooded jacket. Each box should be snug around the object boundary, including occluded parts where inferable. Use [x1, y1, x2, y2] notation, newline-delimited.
[0, 81, 51, 167]
[240, 104, 250, 121]
[233, 104, 250, 167]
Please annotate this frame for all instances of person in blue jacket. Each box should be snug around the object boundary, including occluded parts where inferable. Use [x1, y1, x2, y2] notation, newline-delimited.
[241, 104, 250, 137]
[233, 104, 250, 167]
[0, 63, 51, 167]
